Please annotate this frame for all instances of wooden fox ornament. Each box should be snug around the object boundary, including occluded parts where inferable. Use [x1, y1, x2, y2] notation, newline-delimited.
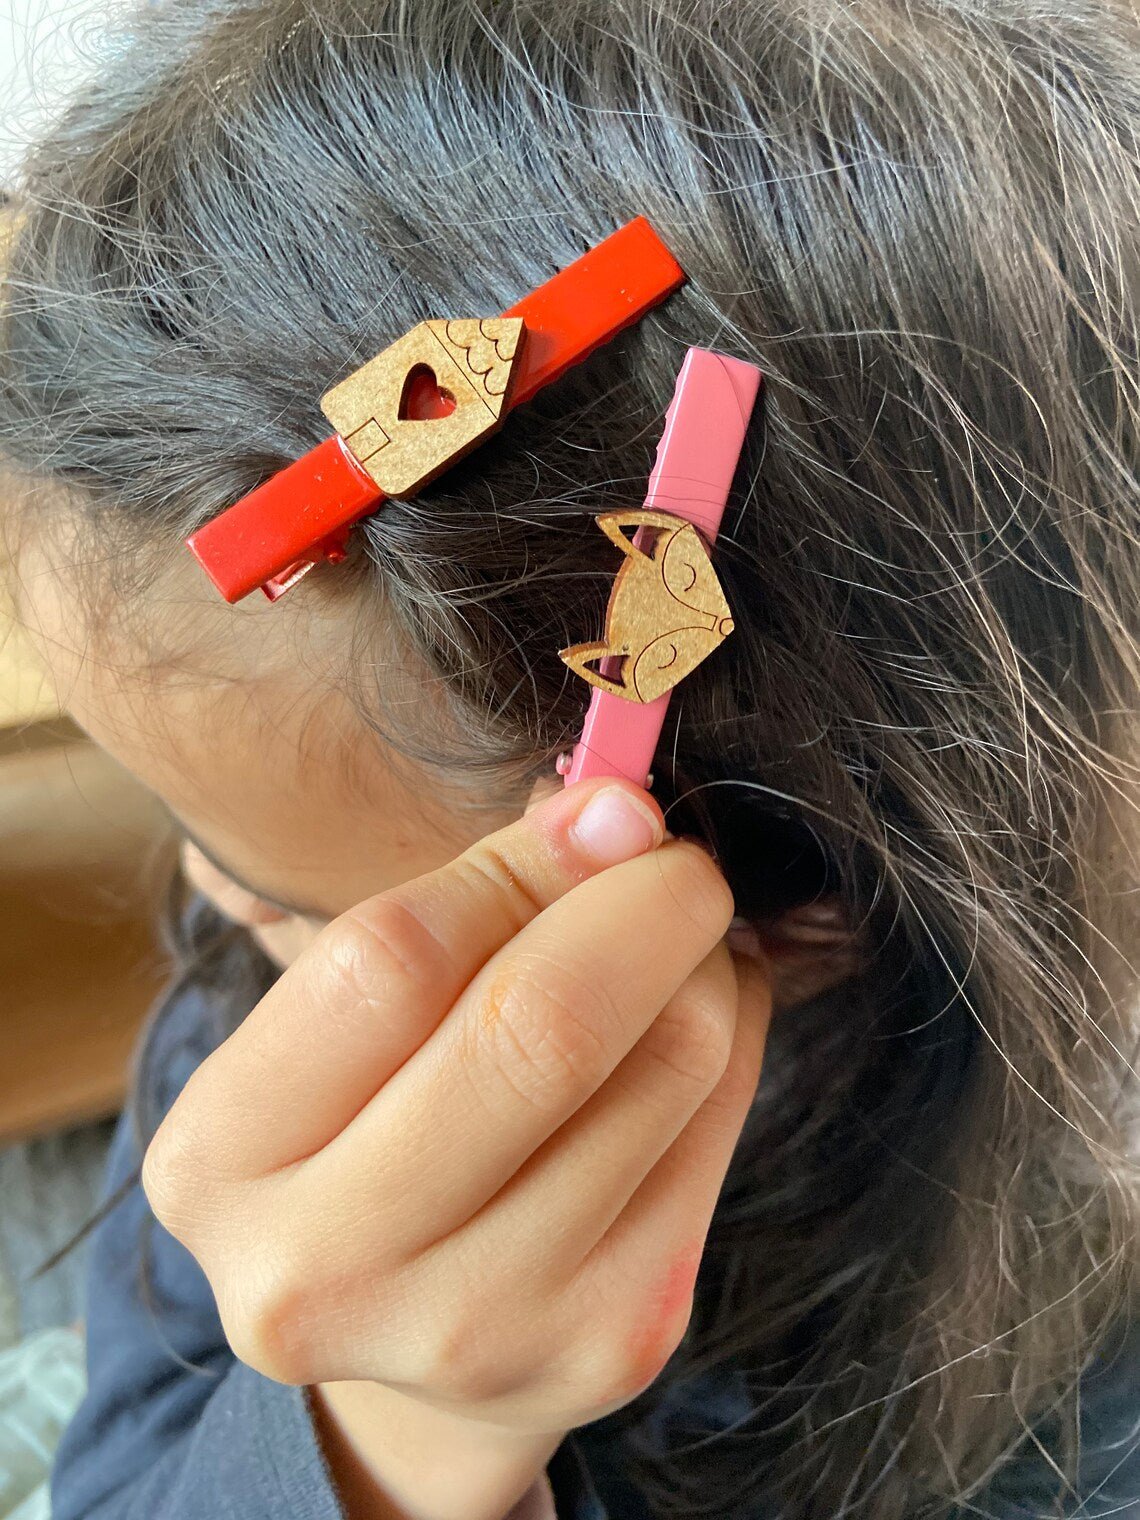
[560, 510, 735, 704]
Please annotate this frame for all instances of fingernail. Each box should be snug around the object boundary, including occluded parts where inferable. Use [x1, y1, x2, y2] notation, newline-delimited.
[570, 786, 664, 867]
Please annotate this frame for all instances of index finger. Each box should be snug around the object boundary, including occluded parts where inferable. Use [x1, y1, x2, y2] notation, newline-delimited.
[161, 778, 668, 1173]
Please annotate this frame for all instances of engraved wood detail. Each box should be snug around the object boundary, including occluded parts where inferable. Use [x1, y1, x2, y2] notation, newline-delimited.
[319, 318, 525, 496]
[560, 511, 735, 703]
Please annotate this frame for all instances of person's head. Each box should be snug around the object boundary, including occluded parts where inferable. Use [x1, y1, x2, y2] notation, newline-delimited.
[3, 0, 1138, 1513]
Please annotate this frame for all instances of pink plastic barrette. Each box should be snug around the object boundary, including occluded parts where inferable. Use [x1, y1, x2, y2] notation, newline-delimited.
[557, 346, 762, 789]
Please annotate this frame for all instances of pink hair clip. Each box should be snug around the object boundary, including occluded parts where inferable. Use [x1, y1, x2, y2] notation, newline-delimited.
[558, 347, 762, 789]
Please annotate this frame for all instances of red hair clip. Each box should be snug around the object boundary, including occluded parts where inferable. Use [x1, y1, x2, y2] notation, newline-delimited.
[186, 218, 685, 602]
[558, 346, 762, 790]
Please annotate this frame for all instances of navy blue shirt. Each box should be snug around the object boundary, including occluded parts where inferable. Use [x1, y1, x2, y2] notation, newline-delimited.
[51, 983, 1140, 1519]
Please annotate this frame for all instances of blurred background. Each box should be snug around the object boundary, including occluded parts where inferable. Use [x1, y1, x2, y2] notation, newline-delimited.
[2, 3, 177, 1510]
[0, 599, 173, 1308]
[1, 0, 114, 181]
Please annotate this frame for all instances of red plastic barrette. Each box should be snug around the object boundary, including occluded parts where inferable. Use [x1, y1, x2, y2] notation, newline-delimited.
[186, 218, 685, 603]
[558, 346, 762, 791]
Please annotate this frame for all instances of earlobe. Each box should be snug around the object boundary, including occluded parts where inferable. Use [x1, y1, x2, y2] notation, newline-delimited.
[728, 901, 865, 1013]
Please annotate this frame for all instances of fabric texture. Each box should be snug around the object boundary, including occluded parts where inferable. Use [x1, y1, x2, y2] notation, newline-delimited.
[0, 1327, 85, 1519]
[49, 982, 608, 1520]
[51, 973, 1140, 1520]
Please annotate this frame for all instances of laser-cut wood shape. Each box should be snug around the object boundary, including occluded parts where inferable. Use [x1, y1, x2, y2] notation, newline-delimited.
[320, 318, 525, 496]
[560, 511, 735, 703]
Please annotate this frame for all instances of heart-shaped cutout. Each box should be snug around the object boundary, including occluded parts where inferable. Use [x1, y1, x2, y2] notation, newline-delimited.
[399, 364, 457, 422]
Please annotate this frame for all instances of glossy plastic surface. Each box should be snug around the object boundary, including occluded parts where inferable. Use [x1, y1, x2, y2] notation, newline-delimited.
[505, 215, 685, 407]
[186, 435, 378, 605]
[563, 347, 762, 790]
[187, 217, 685, 603]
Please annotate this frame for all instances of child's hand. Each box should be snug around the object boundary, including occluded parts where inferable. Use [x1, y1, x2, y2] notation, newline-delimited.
[143, 778, 771, 1437]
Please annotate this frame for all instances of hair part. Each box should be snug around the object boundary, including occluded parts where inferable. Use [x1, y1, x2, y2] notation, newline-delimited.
[3, 0, 1140, 1513]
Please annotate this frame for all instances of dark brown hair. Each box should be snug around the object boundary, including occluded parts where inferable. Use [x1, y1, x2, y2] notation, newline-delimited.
[2, 0, 1139, 1514]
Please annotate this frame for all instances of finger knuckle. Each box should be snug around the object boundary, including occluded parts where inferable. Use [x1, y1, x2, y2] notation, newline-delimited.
[220, 1251, 318, 1387]
[647, 993, 734, 1091]
[637, 1317, 690, 1390]
[320, 901, 441, 1013]
[471, 960, 612, 1115]
[415, 1305, 525, 1404]
[141, 1107, 206, 1243]
[602, 1311, 691, 1406]
[573, 1248, 694, 1410]
[140, 1129, 177, 1228]
[455, 846, 542, 928]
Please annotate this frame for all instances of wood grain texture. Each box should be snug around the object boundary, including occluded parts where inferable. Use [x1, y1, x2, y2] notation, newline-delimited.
[559, 511, 735, 703]
[320, 317, 525, 494]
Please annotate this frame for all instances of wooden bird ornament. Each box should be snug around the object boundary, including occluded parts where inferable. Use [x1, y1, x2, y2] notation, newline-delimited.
[560, 510, 735, 703]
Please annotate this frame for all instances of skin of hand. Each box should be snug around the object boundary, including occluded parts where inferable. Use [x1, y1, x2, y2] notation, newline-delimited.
[143, 775, 772, 1520]
[12, 519, 843, 1519]
[178, 802, 860, 1010]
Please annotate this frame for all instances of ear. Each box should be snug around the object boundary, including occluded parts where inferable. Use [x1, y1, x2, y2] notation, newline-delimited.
[764, 938, 865, 1012]
[729, 900, 867, 1013]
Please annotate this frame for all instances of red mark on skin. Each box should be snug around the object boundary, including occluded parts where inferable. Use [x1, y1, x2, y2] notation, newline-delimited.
[622, 1239, 704, 1396]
